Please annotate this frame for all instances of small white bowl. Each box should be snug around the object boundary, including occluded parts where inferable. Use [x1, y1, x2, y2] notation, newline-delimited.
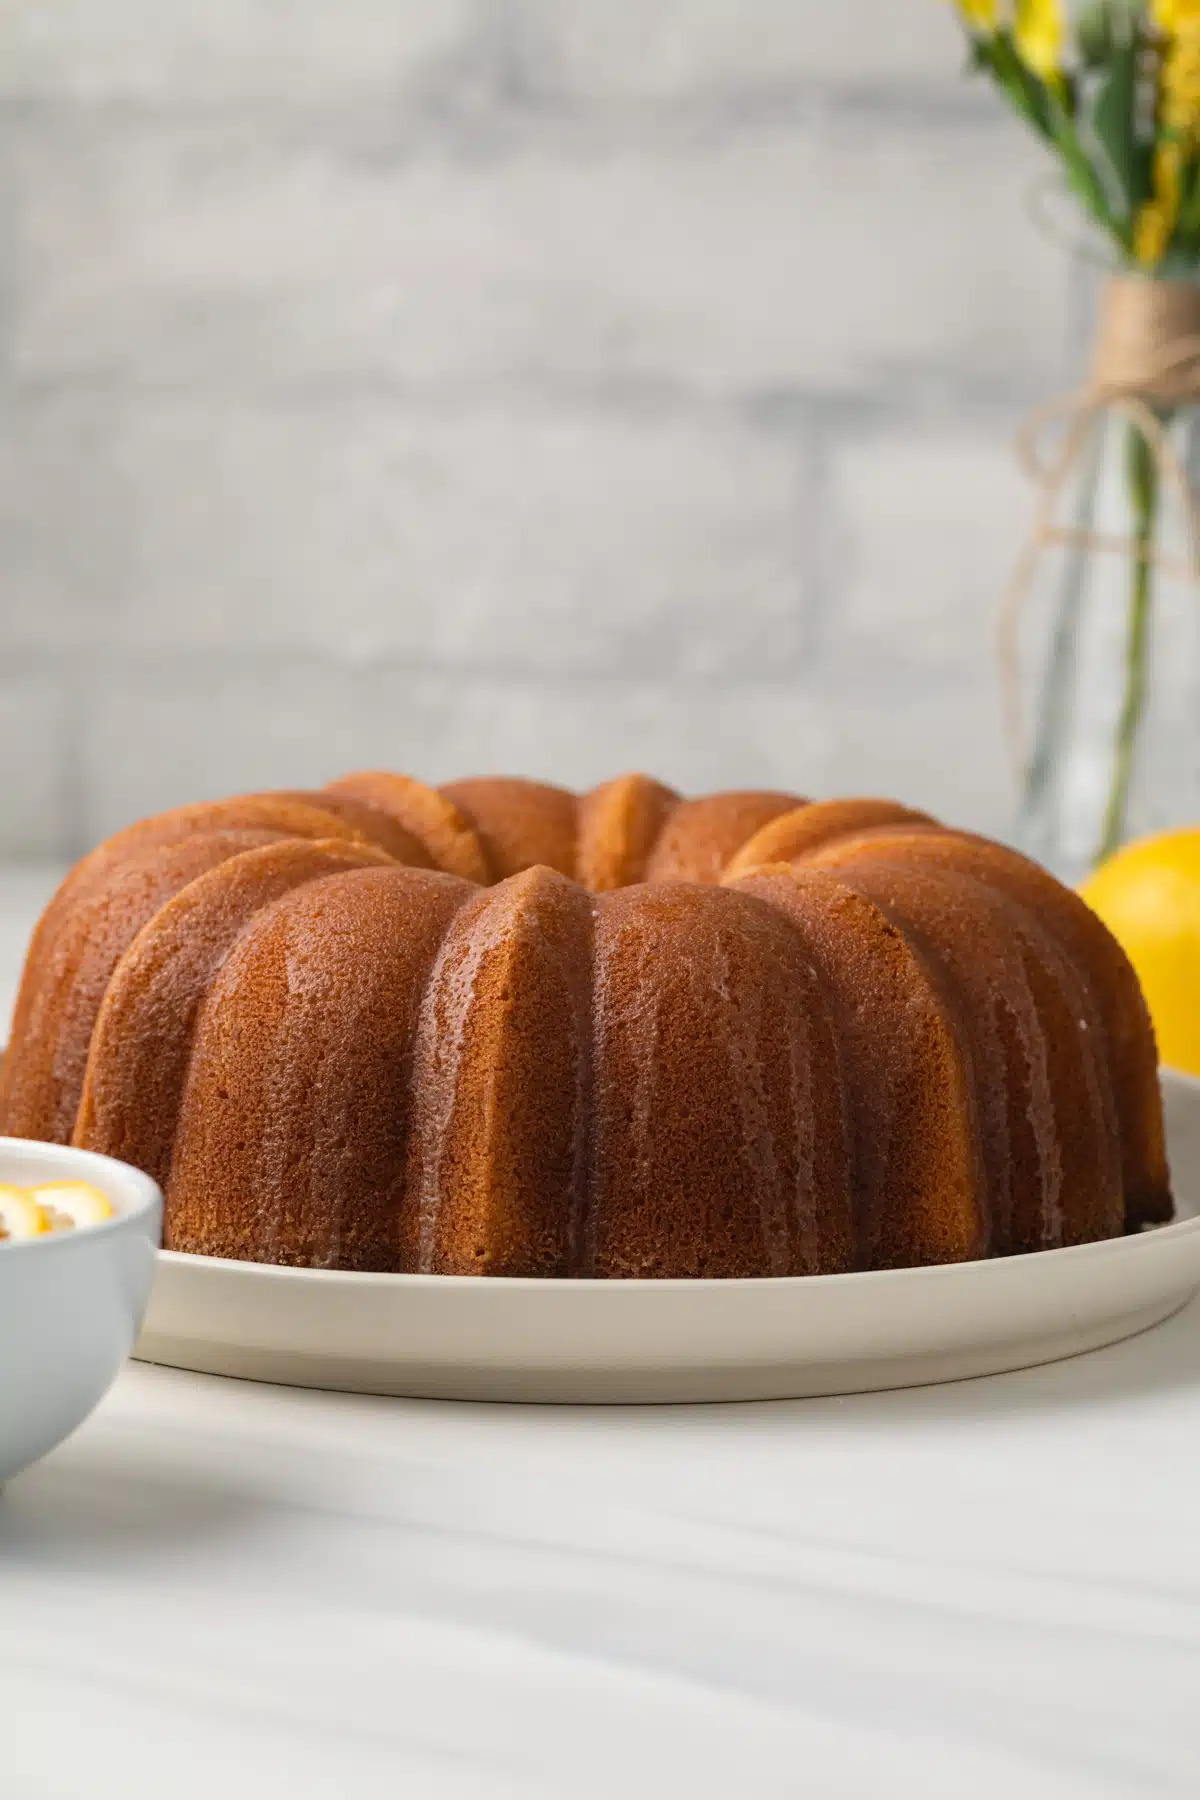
[0, 1137, 162, 1484]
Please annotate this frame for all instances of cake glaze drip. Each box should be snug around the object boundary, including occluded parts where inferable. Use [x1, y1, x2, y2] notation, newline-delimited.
[408, 888, 518, 1273]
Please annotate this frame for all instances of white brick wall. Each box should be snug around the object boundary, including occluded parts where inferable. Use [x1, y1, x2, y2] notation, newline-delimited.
[0, 395, 814, 671]
[80, 663, 843, 841]
[507, 0, 968, 98]
[0, 0, 477, 103]
[823, 424, 1032, 678]
[0, 670, 76, 859]
[10, 114, 1064, 397]
[0, 0, 1067, 858]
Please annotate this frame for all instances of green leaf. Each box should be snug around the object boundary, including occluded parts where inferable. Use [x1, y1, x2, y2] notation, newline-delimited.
[983, 31, 1056, 143]
[1077, 1, 1143, 67]
[963, 26, 1130, 255]
[1089, 42, 1150, 226]
[1076, 5, 1112, 66]
[1044, 82, 1125, 247]
[965, 35, 992, 75]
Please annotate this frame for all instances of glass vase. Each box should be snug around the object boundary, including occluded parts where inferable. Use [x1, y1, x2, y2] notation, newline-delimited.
[1014, 400, 1200, 885]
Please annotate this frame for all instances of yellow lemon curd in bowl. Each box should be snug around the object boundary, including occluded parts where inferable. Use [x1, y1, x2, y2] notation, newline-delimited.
[0, 1181, 114, 1243]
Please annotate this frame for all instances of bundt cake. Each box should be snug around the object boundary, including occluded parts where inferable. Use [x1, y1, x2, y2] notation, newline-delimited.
[0, 773, 1172, 1278]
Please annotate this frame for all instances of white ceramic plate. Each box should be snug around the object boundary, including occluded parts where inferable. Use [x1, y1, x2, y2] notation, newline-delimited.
[135, 1069, 1200, 1404]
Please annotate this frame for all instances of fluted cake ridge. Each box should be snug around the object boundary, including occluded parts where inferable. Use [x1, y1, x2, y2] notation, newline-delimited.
[0, 772, 1171, 1277]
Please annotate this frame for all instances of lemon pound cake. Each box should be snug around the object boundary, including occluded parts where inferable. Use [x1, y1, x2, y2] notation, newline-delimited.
[0, 774, 1171, 1277]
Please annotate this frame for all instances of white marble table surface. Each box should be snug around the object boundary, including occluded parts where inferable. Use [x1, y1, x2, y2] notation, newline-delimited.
[2, 867, 1200, 1799]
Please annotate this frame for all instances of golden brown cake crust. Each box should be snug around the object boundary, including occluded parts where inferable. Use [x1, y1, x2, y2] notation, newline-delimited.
[75, 838, 394, 1187]
[807, 829, 1170, 1231]
[575, 774, 681, 892]
[439, 777, 579, 881]
[803, 853, 1124, 1252]
[0, 829, 285, 1145]
[587, 882, 855, 1277]
[733, 867, 986, 1268]
[724, 799, 937, 881]
[643, 791, 804, 885]
[269, 790, 433, 869]
[401, 867, 595, 1276]
[49, 791, 417, 911]
[166, 867, 474, 1268]
[324, 772, 491, 884]
[0, 773, 1167, 1279]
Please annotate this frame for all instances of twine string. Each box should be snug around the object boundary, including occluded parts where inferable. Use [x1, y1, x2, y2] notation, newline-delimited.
[999, 276, 1200, 773]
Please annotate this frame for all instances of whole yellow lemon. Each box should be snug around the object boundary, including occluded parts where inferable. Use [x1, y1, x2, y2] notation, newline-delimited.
[1080, 828, 1200, 1078]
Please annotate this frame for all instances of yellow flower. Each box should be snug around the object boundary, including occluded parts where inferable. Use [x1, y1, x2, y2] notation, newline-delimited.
[1135, 142, 1184, 266]
[1154, 0, 1200, 31]
[1136, 3, 1200, 266]
[954, 0, 1001, 24]
[1135, 199, 1172, 264]
[1014, 0, 1065, 81]
[1160, 26, 1200, 136]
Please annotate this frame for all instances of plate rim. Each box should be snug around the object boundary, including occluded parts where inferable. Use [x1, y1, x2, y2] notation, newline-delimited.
[154, 1204, 1200, 1295]
[136, 1069, 1200, 1400]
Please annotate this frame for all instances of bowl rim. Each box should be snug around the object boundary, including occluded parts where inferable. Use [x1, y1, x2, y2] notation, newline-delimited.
[0, 1135, 162, 1255]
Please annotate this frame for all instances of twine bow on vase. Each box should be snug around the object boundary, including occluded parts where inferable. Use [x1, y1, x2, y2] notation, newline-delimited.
[1001, 275, 1200, 876]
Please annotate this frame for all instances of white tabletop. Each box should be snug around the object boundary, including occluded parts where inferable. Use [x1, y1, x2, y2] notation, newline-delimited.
[2, 867, 1200, 1799]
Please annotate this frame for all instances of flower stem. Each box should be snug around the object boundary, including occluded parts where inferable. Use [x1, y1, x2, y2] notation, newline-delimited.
[1098, 418, 1160, 863]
